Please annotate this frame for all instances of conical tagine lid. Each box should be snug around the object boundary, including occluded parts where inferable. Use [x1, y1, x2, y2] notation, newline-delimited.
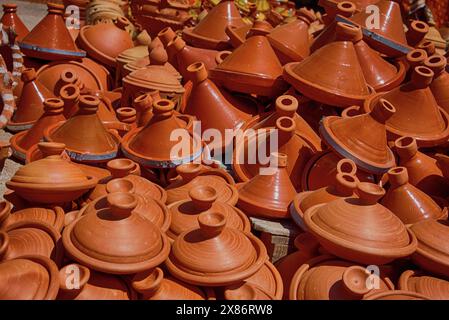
[1, 3, 29, 41]
[166, 211, 268, 286]
[62, 192, 171, 274]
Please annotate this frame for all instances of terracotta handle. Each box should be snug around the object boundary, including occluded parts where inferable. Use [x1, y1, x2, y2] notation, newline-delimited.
[38, 142, 66, 158]
[225, 25, 245, 48]
[249, 21, 272, 37]
[198, 212, 226, 238]
[106, 178, 136, 195]
[335, 22, 362, 43]
[107, 158, 137, 178]
[276, 116, 296, 138]
[43, 98, 65, 114]
[215, 50, 232, 65]
[424, 54, 446, 76]
[297, 7, 316, 25]
[106, 193, 138, 219]
[133, 93, 154, 111]
[356, 182, 385, 205]
[132, 267, 163, 295]
[342, 266, 373, 298]
[341, 105, 361, 118]
[59, 263, 90, 291]
[336, 158, 357, 176]
[189, 185, 218, 211]
[60, 68, 79, 85]
[59, 84, 80, 106]
[78, 95, 100, 113]
[166, 36, 185, 56]
[115, 16, 130, 30]
[176, 163, 202, 181]
[406, 49, 427, 69]
[417, 41, 435, 56]
[411, 66, 434, 89]
[135, 30, 151, 46]
[269, 152, 288, 168]
[187, 62, 208, 84]
[152, 99, 175, 115]
[158, 27, 176, 47]
[149, 45, 168, 66]
[2, 4, 17, 11]
[387, 167, 409, 187]
[406, 20, 429, 47]
[21, 68, 36, 82]
[117, 107, 137, 124]
[0, 231, 9, 259]
[334, 173, 358, 196]
[275, 95, 298, 117]
[47, 2, 64, 14]
[394, 136, 418, 161]
[370, 98, 396, 123]
[336, 1, 356, 17]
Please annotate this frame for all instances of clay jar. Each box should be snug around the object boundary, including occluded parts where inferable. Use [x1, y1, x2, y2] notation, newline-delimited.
[167, 185, 250, 240]
[304, 182, 417, 265]
[166, 211, 268, 286]
[398, 269, 449, 299]
[58, 263, 136, 300]
[381, 167, 447, 225]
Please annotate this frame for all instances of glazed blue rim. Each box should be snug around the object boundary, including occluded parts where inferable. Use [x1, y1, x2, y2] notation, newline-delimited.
[19, 42, 86, 57]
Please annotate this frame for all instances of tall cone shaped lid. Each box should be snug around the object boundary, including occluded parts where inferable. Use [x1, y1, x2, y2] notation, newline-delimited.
[320, 98, 397, 174]
[19, 3, 85, 60]
[284, 22, 371, 107]
[1, 3, 29, 41]
[209, 35, 288, 97]
[182, 0, 247, 50]
[364, 66, 449, 147]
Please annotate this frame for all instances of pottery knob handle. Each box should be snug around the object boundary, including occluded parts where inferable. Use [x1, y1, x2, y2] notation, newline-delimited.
[47, 2, 64, 14]
[335, 173, 358, 196]
[297, 8, 316, 25]
[60, 68, 79, 85]
[158, 27, 176, 47]
[43, 98, 65, 114]
[107, 158, 137, 178]
[198, 211, 226, 238]
[106, 178, 136, 195]
[187, 62, 208, 84]
[152, 99, 175, 115]
[149, 45, 168, 66]
[275, 95, 298, 117]
[406, 49, 427, 69]
[215, 50, 232, 64]
[176, 163, 202, 181]
[117, 107, 137, 124]
[336, 1, 356, 17]
[411, 66, 434, 89]
[356, 182, 385, 204]
[0, 231, 9, 259]
[135, 30, 151, 46]
[166, 36, 185, 56]
[269, 152, 288, 168]
[107, 192, 138, 219]
[342, 266, 373, 298]
[417, 41, 435, 56]
[115, 16, 130, 30]
[21, 68, 36, 82]
[406, 20, 429, 47]
[189, 185, 218, 210]
[387, 167, 409, 187]
[370, 98, 396, 123]
[59, 84, 80, 104]
[336, 158, 357, 176]
[2, 4, 17, 12]
[59, 263, 90, 292]
[132, 267, 164, 296]
[424, 54, 447, 76]
[78, 95, 100, 113]
[38, 142, 66, 158]
[276, 116, 296, 142]
[394, 136, 418, 161]
[133, 93, 154, 112]
[335, 22, 362, 43]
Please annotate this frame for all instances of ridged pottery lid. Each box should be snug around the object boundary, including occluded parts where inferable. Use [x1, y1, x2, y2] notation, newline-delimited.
[19, 3, 85, 60]
[304, 182, 417, 264]
[364, 290, 429, 300]
[1, 3, 29, 41]
[123, 65, 185, 94]
[116, 45, 149, 66]
[1, 204, 65, 232]
[398, 270, 449, 300]
[166, 211, 268, 286]
[63, 192, 170, 274]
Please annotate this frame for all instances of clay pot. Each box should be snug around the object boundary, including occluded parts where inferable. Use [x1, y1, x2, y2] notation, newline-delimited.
[398, 269, 449, 299]
[409, 219, 449, 279]
[58, 263, 136, 300]
[304, 182, 417, 264]
[381, 167, 447, 225]
[284, 22, 371, 107]
[406, 20, 430, 47]
[44, 95, 120, 163]
[237, 153, 297, 219]
[121, 99, 202, 168]
[132, 267, 211, 300]
[289, 255, 395, 300]
[291, 160, 358, 230]
[0, 255, 59, 300]
[10, 98, 66, 161]
[425, 54, 449, 115]
[78, 17, 134, 68]
[62, 192, 171, 274]
[320, 98, 396, 174]
[19, 3, 85, 60]
[0, 4, 29, 42]
[166, 211, 268, 286]
[6, 142, 98, 204]
[363, 66, 449, 147]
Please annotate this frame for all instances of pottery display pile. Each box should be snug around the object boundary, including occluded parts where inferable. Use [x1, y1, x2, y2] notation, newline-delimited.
[0, 0, 449, 300]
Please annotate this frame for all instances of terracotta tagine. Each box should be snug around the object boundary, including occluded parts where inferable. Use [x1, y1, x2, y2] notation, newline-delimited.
[364, 290, 429, 300]
[132, 267, 211, 300]
[58, 263, 136, 300]
[121, 99, 202, 169]
[182, 0, 247, 50]
[398, 269, 449, 300]
[0, 255, 59, 300]
[289, 255, 395, 300]
[6, 142, 98, 204]
[237, 153, 297, 219]
[44, 95, 120, 163]
[284, 22, 372, 107]
[7, 68, 55, 132]
[363, 66, 449, 147]
[19, 2, 85, 60]
[63, 192, 171, 274]
[166, 211, 268, 286]
[0, 4, 29, 41]
[320, 98, 396, 174]
[78, 17, 134, 68]
[425, 54, 449, 115]
[291, 161, 358, 230]
[10, 98, 66, 161]
[381, 167, 447, 225]
[409, 219, 449, 278]
[304, 182, 417, 264]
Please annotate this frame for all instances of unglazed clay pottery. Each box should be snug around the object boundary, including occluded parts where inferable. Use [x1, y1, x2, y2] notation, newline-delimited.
[289, 255, 395, 300]
[63, 192, 171, 274]
[58, 263, 135, 300]
[10, 98, 66, 161]
[364, 290, 429, 300]
[209, 34, 288, 97]
[6, 142, 98, 204]
[157, 27, 177, 48]
[132, 92, 157, 127]
[425, 54, 449, 114]
[284, 22, 371, 107]
[7, 68, 55, 132]
[363, 66, 449, 147]
[166, 211, 268, 286]
[44, 95, 120, 163]
[222, 282, 275, 300]
[304, 182, 417, 264]
[121, 99, 202, 168]
[182, 0, 247, 50]
[19, 3, 85, 60]
[0, 4, 29, 41]
[381, 167, 447, 225]
[165, 163, 237, 205]
[409, 219, 449, 279]
[320, 98, 396, 174]
[167, 185, 250, 240]
[0, 255, 59, 300]
[132, 267, 210, 300]
[319, 0, 379, 14]
[237, 153, 297, 219]
[78, 17, 134, 68]
[398, 269, 449, 299]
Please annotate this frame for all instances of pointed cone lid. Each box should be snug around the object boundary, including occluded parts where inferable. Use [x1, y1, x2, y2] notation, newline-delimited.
[1, 3, 29, 41]
[364, 66, 449, 147]
[165, 211, 267, 286]
[182, 0, 247, 50]
[8, 68, 55, 131]
[284, 22, 371, 107]
[237, 153, 297, 219]
[320, 98, 397, 174]
[45, 95, 119, 162]
[19, 3, 85, 60]
[62, 192, 171, 274]
[304, 182, 417, 264]
[209, 35, 288, 97]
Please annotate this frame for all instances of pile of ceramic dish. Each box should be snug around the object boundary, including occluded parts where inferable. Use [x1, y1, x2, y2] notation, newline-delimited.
[0, 0, 449, 300]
